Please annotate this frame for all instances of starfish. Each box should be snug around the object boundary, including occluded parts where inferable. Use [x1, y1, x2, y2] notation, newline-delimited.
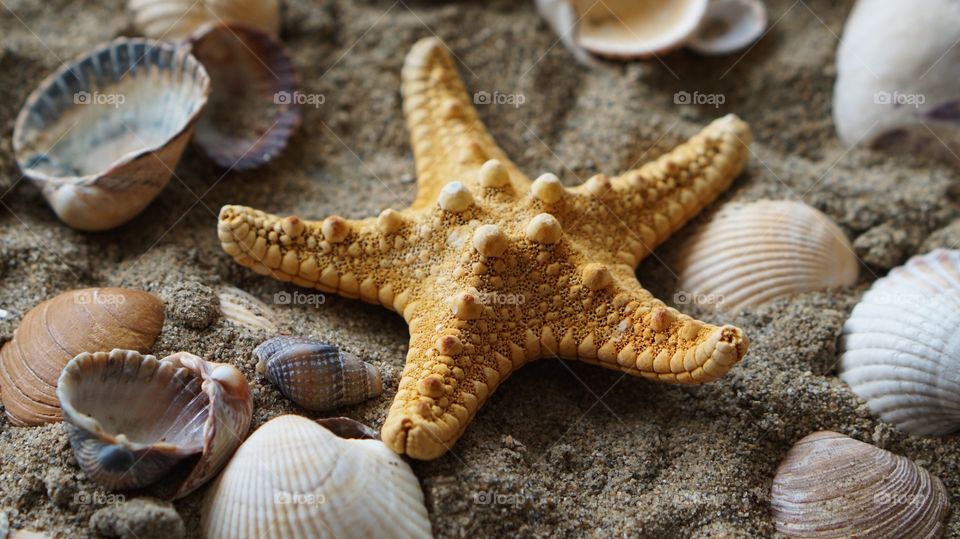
[217, 37, 752, 460]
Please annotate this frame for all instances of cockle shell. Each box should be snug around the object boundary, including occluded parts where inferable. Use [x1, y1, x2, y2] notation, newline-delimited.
[675, 200, 859, 311]
[840, 249, 960, 435]
[771, 431, 950, 538]
[253, 336, 383, 411]
[202, 415, 432, 539]
[187, 22, 301, 171]
[688, 0, 767, 56]
[12, 39, 210, 231]
[834, 0, 960, 160]
[128, 0, 281, 40]
[56, 349, 252, 499]
[0, 288, 164, 426]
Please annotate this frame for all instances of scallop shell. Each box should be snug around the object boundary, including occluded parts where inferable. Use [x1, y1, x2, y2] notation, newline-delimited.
[840, 249, 960, 435]
[128, 0, 281, 41]
[12, 39, 210, 231]
[675, 200, 859, 311]
[833, 0, 960, 160]
[253, 336, 383, 411]
[0, 288, 164, 426]
[202, 415, 432, 539]
[56, 349, 252, 499]
[187, 22, 301, 171]
[771, 431, 950, 538]
[217, 286, 280, 334]
[573, 0, 709, 58]
[688, 0, 767, 56]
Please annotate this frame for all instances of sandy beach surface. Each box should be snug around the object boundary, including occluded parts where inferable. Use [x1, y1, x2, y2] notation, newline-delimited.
[1, 0, 958, 537]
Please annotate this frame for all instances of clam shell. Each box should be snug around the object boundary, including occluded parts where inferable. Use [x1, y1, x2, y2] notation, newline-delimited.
[253, 336, 383, 411]
[201, 415, 432, 539]
[128, 0, 281, 41]
[675, 200, 859, 311]
[12, 38, 210, 231]
[56, 349, 252, 499]
[573, 0, 709, 58]
[840, 249, 960, 435]
[0, 288, 164, 426]
[217, 286, 280, 334]
[188, 22, 301, 171]
[688, 0, 767, 56]
[771, 431, 950, 538]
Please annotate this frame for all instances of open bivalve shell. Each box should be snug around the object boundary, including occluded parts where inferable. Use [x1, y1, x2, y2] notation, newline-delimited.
[573, 0, 709, 58]
[771, 431, 950, 538]
[56, 349, 253, 499]
[675, 200, 859, 311]
[0, 288, 164, 426]
[202, 415, 432, 539]
[688, 0, 767, 56]
[840, 249, 960, 435]
[12, 38, 210, 231]
[128, 0, 281, 40]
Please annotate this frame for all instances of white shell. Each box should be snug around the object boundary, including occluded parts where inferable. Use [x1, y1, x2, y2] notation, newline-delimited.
[217, 286, 280, 334]
[840, 249, 960, 435]
[833, 0, 960, 158]
[688, 0, 767, 56]
[128, 0, 280, 41]
[676, 200, 859, 310]
[202, 415, 432, 539]
[12, 39, 209, 231]
[573, 0, 709, 58]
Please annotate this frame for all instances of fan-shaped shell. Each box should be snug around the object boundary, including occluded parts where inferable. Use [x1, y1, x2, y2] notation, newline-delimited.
[840, 249, 960, 435]
[128, 0, 280, 41]
[572, 0, 709, 58]
[675, 200, 859, 311]
[688, 0, 767, 56]
[187, 22, 301, 171]
[0, 288, 164, 426]
[217, 286, 280, 334]
[771, 431, 950, 538]
[253, 336, 382, 411]
[56, 349, 252, 499]
[202, 415, 432, 539]
[12, 39, 209, 231]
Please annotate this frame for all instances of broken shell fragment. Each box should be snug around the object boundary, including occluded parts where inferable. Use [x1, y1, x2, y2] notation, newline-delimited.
[253, 336, 383, 412]
[0, 288, 165, 426]
[56, 349, 252, 499]
[128, 0, 281, 40]
[202, 415, 432, 539]
[688, 0, 767, 56]
[12, 39, 210, 231]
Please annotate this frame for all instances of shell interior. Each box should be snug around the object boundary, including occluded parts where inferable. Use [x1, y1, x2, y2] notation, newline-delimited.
[574, 0, 709, 57]
[688, 0, 767, 56]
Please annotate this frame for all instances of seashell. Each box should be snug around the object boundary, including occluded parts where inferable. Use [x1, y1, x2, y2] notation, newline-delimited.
[12, 39, 210, 231]
[253, 336, 382, 411]
[217, 286, 280, 334]
[56, 349, 252, 499]
[187, 22, 301, 171]
[675, 200, 859, 311]
[839, 249, 960, 435]
[687, 0, 767, 56]
[771, 431, 950, 538]
[202, 415, 432, 539]
[833, 0, 960, 160]
[128, 0, 281, 41]
[572, 0, 709, 58]
[0, 288, 164, 426]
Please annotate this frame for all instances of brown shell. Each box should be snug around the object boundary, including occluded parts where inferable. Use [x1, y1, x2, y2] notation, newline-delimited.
[771, 431, 951, 538]
[0, 288, 164, 426]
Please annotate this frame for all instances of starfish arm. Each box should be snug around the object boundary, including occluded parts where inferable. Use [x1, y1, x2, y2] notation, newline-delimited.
[403, 37, 531, 209]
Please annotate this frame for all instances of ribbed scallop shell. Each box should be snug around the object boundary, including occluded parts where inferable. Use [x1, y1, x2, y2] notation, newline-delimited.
[676, 200, 859, 310]
[771, 431, 950, 538]
[0, 288, 164, 426]
[202, 415, 432, 539]
[56, 349, 252, 499]
[840, 249, 960, 435]
[128, 0, 280, 40]
[253, 336, 382, 411]
[12, 39, 209, 231]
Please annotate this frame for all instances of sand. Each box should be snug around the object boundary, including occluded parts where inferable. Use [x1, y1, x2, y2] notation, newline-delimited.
[1, 0, 959, 537]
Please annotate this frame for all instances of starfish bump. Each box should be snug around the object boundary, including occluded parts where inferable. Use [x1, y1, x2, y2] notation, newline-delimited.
[217, 37, 752, 460]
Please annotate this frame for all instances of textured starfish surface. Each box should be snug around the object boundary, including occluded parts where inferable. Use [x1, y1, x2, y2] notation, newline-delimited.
[218, 37, 752, 460]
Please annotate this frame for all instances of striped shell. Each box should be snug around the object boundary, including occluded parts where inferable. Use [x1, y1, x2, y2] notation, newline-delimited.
[56, 350, 252, 499]
[0, 288, 164, 426]
[12, 39, 209, 231]
[676, 200, 859, 310]
[128, 0, 280, 40]
[202, 415, 432, 539]
[771, 431, 950, 538]
[253, 336, 382, 411]
[840, 249, 960, 435]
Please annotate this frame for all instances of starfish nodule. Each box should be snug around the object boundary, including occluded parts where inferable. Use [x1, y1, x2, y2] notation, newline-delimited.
[218, 38, 752, 460]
